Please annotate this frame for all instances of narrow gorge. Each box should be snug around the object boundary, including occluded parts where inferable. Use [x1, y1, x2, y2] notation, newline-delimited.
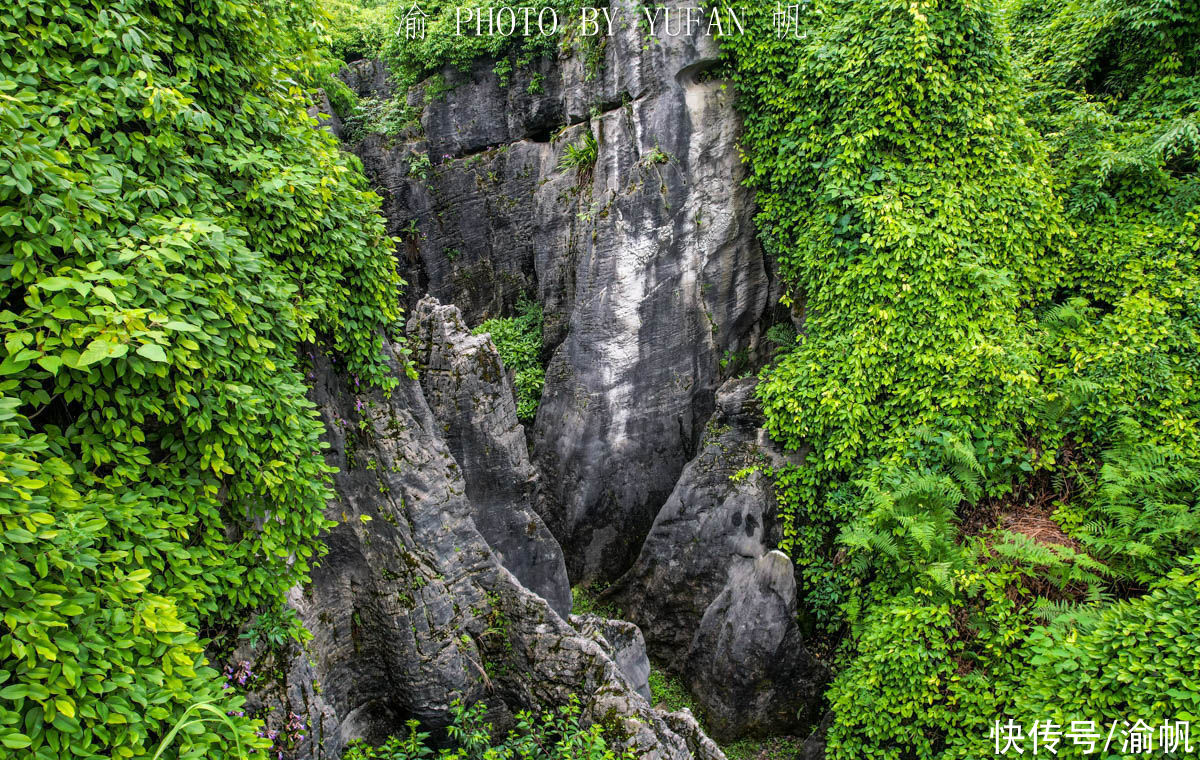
[255, 6, 830, 756]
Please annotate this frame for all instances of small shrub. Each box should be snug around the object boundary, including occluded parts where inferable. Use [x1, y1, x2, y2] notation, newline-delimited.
[342, 96, 422, 141]
[558, 131, 598, 180]
[473, 299, 546, 423]
[641, 147, 671, 166]
[240, 604, 312, 654]
[571, 585, 619, 618]
[408, 151, 433, 181]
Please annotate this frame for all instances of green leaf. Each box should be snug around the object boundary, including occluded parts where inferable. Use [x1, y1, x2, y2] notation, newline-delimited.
[0, 685, 30, 699]
[38, 277, 75, 291]
[136, 343, 169, 363]
[76, 340, 112, 367]
[92, 285, 117, 304]
[36, 355, 62, 375]
[0, 733, 31, 750]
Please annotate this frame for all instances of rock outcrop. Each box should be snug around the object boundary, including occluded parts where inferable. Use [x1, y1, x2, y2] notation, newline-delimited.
[686, 551, 828, 741]
[570, 614, 653, 703]
[612, 379, 792, 667]
[408, 295, 571, 618]
[343, 0, 778, 582]
[247, 344, 725, 760]
[611, 379, 828, 740]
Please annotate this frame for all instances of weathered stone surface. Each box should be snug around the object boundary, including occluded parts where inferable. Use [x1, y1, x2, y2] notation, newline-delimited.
[659, 708, 727, 760]
[570, 614, 652, 702]
[341, 58, 394, 100]
[348, 134, 551, 323]
[407, 295, 571, 618]
[310, 90, 343, 140]
[686, 551, 829, 742]
[244, 345, 724, 760]
[611, 378, 827, 740]
[312, 1, 821, 750]
[343, 0, 779, 582]
[611, 378, 794, 668]
[529, 1, 773, 582]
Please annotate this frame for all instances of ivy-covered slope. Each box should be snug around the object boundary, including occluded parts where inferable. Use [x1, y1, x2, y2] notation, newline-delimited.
[0, 0, 401, 757]
[718, 0, 1199, 757]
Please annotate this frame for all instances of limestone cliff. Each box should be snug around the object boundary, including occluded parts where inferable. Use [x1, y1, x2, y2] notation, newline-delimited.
[244, 2, 832, 756]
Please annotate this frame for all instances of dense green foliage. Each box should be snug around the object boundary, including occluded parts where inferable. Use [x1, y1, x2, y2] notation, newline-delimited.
[378, 0, 589, 89]
[473, 300, 546, 423]
[719, 0, 1063, 619]
[324, 0, 393, 62]
[0, 0, 402, 757]
[342, 698, 633, 760]
[717, 0, 1200, 756]
[11, 0, 1193, 756]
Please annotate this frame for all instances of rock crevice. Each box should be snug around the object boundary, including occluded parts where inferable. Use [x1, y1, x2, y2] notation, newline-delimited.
[346, 0, 776, 583]
[263, 1, 831, 755]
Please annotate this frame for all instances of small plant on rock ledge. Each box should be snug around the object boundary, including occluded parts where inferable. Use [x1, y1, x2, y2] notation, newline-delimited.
[641, 146, 671, 166]
[648, 668, 697, 714]
[408, 151, 433, 182]
[558, 130, 598, 183]
[472, 298, 546, 424]
[240, 604, 312, 655]
[571, 584, 619, 618]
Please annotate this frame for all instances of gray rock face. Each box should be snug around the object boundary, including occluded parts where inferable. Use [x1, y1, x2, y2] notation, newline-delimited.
[799, 712, 834, 760]
[341, 58, 394, 100]
[319, 1, 825, 749]
[612, 379, 793, 668]
[249, 345, 724, 760]
[529, 2, 772, 582]
[611, 378, 827, 740]
[344, 0, 777, 582]
[310, 90, 343, 140]
[570, 614, 652, 702]
[687, 551, 828, 742]
[408, 295, 571, 618]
